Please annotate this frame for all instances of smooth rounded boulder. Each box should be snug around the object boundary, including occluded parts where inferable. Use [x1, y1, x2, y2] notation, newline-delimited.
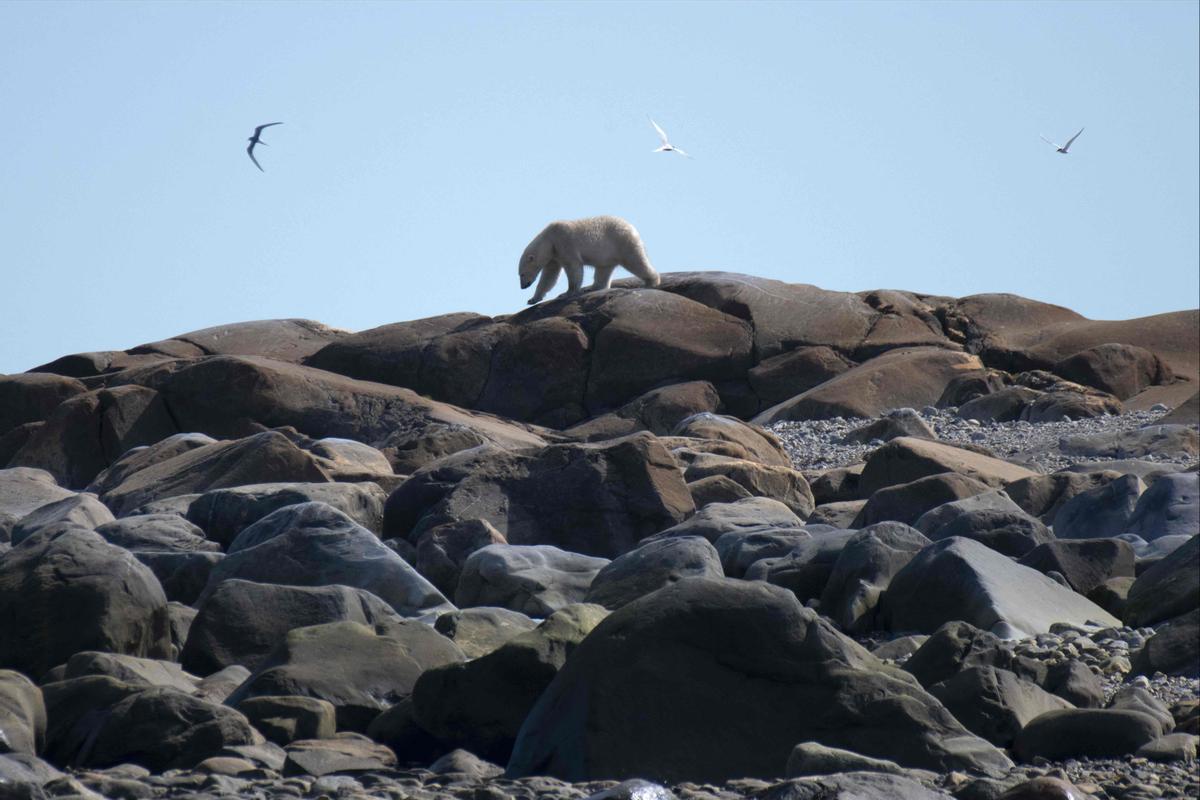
[0, 528, 171, 678]
[1123, 534, 1199, 627]
[585, 536, 724, 610]
[1013, 708, 1162, 762]
[9, 493, 114, 546]
[506, 577, 1011, 782]
[0, 670, 46, 756]
[455, 544, 609, 617]
[0, 468, 74, 543]
[819, 522, 930, 632]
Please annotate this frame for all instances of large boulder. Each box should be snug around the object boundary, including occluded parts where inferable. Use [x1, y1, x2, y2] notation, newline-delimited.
[819, 522, 931, 632]
[0, 670, 46, 756]
[433, 607, 539, 660]
[1052, 343, 1174, 401]
[669, 414, 792, 468]
[0, 468, 74, 543]
[651, 496, 804, 544]
[0, 528, 171, 678]
[744, 529, 858, 603]
[1013, 708, 1162, 762]
[86, 432, 216, 497]
[754, 349, 982, 424]
[913, 490, 1026, 537]
[682, 455, 814, 518]
[0, 373, 87, 437]
[1124, 473, 1199, 542]
[928, 666, 1073, 748]
[383, 433, 694, 559]
[186, 481, 387, 548]
[1004, 471, 1119, 523]
[415, 519, 508, 599]
[412, 604, 608, 763]
[747, 346, 854, 410]
[1051, 474, 1145, 539]
[1058, 425, 1199, 463]
[927, 509, 1053, 558]
[95, 514, 218, 553]
[859, 438, 1036, 496]
[564, 382, 721, 442]
[197, 502, 452, 619]
[98, 431, 332, 517]
[455, 544, 609, 617]
[1130, 608, 1199, 678]
[902, 621, 1014, 688]
[9, 492, 114, 546]
[854, 472, 993, 527]
[1123, 535, 1199, 627]
[506, 577, 1011, 782]
[1017, 539, 1136, 597]
[7, 386, 179, 489]
[879, 537, 1120, 638]
[224, 620, 464, 731]
[181, 580, 407, 676]
[73, 687, 260, 770]
[585, 536, 724, 610]
[715, 527, 814, 579]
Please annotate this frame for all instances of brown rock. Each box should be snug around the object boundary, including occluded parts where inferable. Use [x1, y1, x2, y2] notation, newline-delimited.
[859, 437, 1037, 495]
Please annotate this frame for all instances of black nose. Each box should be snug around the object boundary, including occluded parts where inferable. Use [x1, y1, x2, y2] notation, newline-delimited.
[521, 278, 532, 289]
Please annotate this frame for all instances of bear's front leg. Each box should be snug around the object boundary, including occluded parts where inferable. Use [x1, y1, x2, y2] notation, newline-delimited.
[528, 262, 561, 304]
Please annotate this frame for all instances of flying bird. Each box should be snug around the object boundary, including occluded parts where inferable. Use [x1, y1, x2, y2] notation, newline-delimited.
[246, 122, 283, 171]
[650, 118, 691, 158]
[1040, 127, 1084, 154]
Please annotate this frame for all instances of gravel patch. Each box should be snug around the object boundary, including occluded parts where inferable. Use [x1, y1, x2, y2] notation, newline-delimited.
[769, 408, 1176, 472]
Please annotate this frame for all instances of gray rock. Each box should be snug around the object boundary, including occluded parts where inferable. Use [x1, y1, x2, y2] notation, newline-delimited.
[507, 577, 1011, 782]
[0, 671, 45, 756]
[1017, 538, 1136, 597]
[958, 387, 1042, 423]
[234, 695, 336, 745]
[754, 772, 953, 800]
[914, 490, 1026, 537]
[744, 529, 858, 603]
[1124, 472, 1198, 542]
[187, 481, 387, 548]
[855, 473, 993, 528]
[1108, 684, 1174, 734]
[880, 537, 1119, 638]
[432, 606, 538, 660]
[63, 652, 198, 693]
[819, 522, 930, 632]
[1124, 534, 1199, 627]
[858, 437, 1035, 496]
[903, 622, 1013, 688]
[415, 519, 507, 598]
[181, 579, 407, 676]
[130, 550, 225, 605]
[1013, 708, 1162, 761]
[682, 454, 815, 518]
[870, 635, 928, 662]
[9, 493, 114, 546]
[807, 500, 867, 528]
[1043, 659, 1105, 708]
[929, 509, 1053, 558]
[225, 620, 464, 731]
[928, 666, 1073, 747]
[199, 502, 452, 619]
[715, 527, 814, 578]
[95, 514, 218, 552]
[841, 408, 937, 445]
[1052, 474, 1144, 539]
[428, 748, 504, 779]
[455, 544, 608, 617]
[1136, 733, 1198, 762]
[785, 742, 907, 777]
[1131, 608, 1199, 678]
[585, 536, 724, 610]
[1005, 470, 1120, 524]
[0, 528, 171, 678]
[0, 468, 74, 544]
[281, 733, 396, 777]
[650, 496, 804, 544]
[1059, 424, 1198, 462]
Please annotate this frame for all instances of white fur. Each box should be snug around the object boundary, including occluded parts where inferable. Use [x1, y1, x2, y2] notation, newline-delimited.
[518, 215, 661, 305]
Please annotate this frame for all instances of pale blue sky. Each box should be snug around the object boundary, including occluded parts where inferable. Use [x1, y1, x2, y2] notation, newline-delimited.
[2, 1, 1197, 374]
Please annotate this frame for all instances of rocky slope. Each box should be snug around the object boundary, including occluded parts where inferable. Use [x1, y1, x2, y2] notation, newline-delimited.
[1, 272, 1197, 800]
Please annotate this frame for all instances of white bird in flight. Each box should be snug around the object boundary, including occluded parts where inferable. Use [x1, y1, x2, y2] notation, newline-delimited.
[1040, 127, 1084, 154]
[650, 118, 691, 158]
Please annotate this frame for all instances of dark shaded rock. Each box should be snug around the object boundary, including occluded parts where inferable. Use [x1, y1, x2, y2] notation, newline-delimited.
[181, 579, 406, 676]
[1137, 732, 1198, 762]
[186, 481, 387, 548]
[0, 671, 45, 756]
[199, 502, 452, 619]
[842, 409, 937, 444]
[455, 544, 608, 617]
[385, 433, 693, 559]
[930, 510, 1053, 558]
[820, 522, 930, 632]
[1087, 576, 1135, 618]
[234, 695, 336, 745]
[902, 622, 1011, 689]
[413, 605, 607, 764]
[225, 620, 464, 732]
[747, 346, 855, 409]
[565, 382, 721, 442]
[1107, 684, 1174, 734]
[1021, 389, 1122, 422]
[928, 666, 1072, 748]
[63, 652, 198, 693]
[506, 578, 1010, 782]
[744, 530, 857, 603]
[0, 374, 87, 437]
[78, 687, 259, 771]
[1042, 659, 1105, 708]
[807, 500, 867, 528]
[1124, 534, 1199, 627]
[754, 348, 982, 424]
[1131, 608, 1200, 678]
[715, 527, 814, 579]
[134, 551, 224, 606]
[0, 468, 74, 544]
[95, 514, 217, 552]
[282, 733, 397, 776]
[913, 490, 1025, 537]
[432, 607, 538, 660]
[1158, 391, 1200, 425]
[854, 472, 992, 527]
[1052, 343, 1174, 401]
[1124, 472, 1199, 542]
[1052, 474, 1144, 539]
[805, 465, 863, 505]
[753, 772, 952, 800]
[784, 742, 906, 777]
[7, 386, 179, 489]
[859, 438, 1036, 496]
[0, 529, 171, 678]
[415, 519, 507, 599]
[1005, 471, 1120, 524]
[1013, 708, 1162, 761]
[687, 475, 753, 507]
[86, 433, 216, 498]
[364, 698, 443, 765]
[1018, 539, 1136, 597]
[9, 493, 114, 546]
[880, 537, 1119, 638]
[681, 455, 815, 517]
[957, 387, 1042, 423]
[585, 536, 723, 610]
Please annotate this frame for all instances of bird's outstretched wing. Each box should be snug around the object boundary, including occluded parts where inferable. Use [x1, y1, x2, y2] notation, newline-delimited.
[1040, 135, 1058, 149]
[247, 143, 264, 171]
[253, 122, 283, 137]
[649, 118, 670, 146]
[672, 147, 692, 159]
[1062, 127, 1084, 151]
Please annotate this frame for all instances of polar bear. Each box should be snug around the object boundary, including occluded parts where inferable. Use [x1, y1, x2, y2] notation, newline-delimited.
[518, 215, 661, 305]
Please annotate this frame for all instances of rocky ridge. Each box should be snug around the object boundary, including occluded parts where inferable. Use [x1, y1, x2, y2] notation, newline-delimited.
[1, 272, 1197, 800]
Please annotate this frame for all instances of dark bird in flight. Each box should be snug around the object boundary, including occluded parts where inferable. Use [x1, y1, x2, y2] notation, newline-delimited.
[1041, 127, 1084, 154]
[246, 122, 283, 171]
